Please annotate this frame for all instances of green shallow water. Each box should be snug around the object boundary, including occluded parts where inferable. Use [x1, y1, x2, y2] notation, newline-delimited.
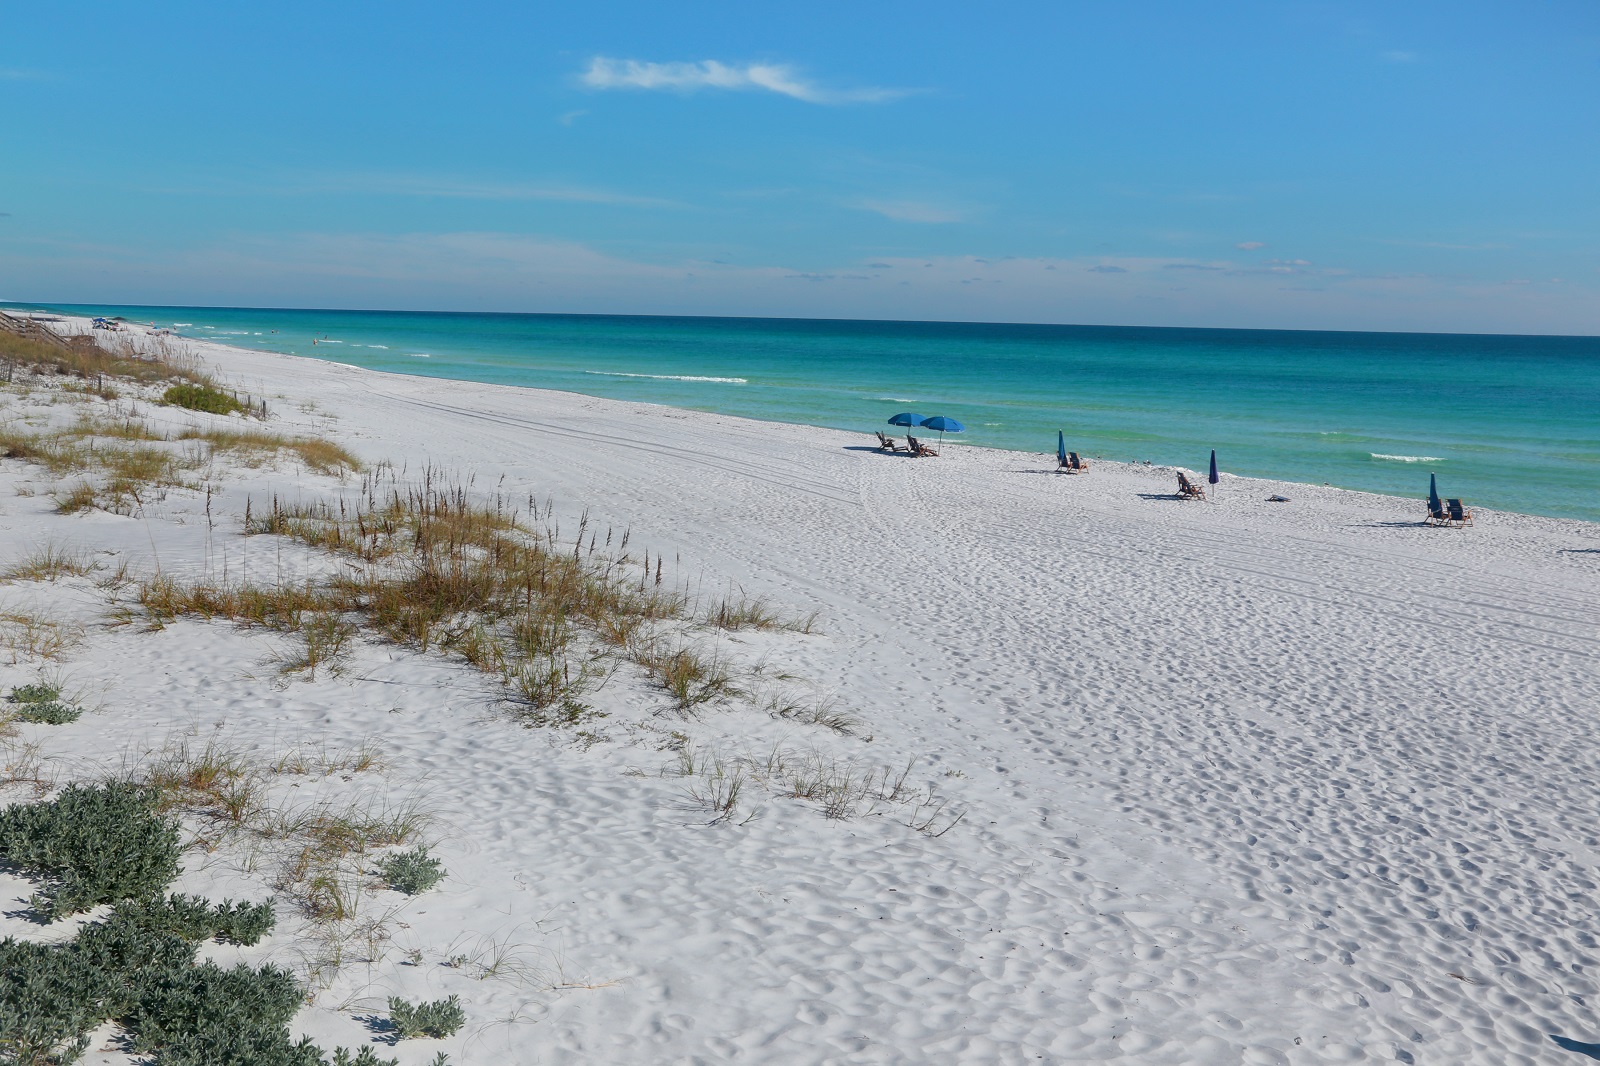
[14, 303, 1599, 523]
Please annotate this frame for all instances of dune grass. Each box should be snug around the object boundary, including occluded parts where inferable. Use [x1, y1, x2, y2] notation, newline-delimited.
[0, 542, 105, 584]
[133, 472, 689, 721]
[0, 412, 359, 516]
[124, 468, 839, 737]
[0, 324, 212, 388]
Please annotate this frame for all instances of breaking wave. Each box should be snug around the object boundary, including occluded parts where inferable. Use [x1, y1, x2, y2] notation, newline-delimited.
[585, 371, 747, 384]
[1371, 453, 1444, 463]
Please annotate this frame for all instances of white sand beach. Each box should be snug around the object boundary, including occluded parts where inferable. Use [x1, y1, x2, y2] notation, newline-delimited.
[4, 318, 1600, 1065]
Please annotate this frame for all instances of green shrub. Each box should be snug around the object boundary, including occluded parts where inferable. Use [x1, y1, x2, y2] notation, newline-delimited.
[126, 960, 303, 1054]
[0, 937, 117, 1066]
[73, 913, 197, 1015]
[376, 845, 445, 895]
[0, 782, 182, 919]
[4, 683, 82, 724]
[0, 785, 374, 1066]
[160, 383, 246, 416]
[388, 994, 466, 1039]
[14, 701, 82, 724]
[154, 1029, 325, 1066]
[6, 682, 61, 704]
[102, 893, 276, 947]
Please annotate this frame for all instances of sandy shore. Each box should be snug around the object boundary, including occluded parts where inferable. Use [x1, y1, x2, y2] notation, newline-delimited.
[4, 318, 1600, 1064]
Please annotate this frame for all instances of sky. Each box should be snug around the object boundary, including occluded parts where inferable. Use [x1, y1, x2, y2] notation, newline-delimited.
[2, 1, 1598, 334]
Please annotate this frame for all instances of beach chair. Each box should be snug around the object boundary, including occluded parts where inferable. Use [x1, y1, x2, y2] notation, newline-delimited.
[908, 436, 939, 457]
[1447, 499, 1473, 527]
[875, 430, 903, 452]
[1070, 452, 1089, 472]
[1177, 472, 1206, 500]
[1425, 499, 1448, 526]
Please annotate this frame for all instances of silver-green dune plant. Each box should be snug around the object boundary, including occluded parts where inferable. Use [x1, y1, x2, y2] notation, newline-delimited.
[0, 781, 401, 1066]
[376, 845, 445, 895]
[388, 994, 466, 1039]
[5, 681, 83, 724]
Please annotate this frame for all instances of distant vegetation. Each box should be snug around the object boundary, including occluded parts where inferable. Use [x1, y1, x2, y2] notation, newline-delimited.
[0, 321, 209, 388]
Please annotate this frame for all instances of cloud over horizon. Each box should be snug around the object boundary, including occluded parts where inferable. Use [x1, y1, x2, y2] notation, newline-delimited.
[580, 58, 909, 105]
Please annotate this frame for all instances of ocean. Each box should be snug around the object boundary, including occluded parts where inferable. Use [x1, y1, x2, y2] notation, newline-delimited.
[11, 303, 1599, 523]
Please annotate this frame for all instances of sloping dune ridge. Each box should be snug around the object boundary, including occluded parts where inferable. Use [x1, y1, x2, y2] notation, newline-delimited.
[3, 318, 1599, 1065]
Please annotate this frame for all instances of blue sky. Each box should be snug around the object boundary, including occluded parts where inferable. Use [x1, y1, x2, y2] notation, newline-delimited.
[3, 1, 1598, 333]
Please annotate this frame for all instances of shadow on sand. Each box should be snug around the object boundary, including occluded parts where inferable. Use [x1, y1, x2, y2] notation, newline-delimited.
[1552, 1034, 1600, 1059]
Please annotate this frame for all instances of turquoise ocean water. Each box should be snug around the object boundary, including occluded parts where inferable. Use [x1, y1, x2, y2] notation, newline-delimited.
[11, 303, 1599, 523]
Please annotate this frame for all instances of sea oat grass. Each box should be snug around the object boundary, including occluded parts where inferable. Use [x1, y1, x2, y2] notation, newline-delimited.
[0, 542, 105, 583]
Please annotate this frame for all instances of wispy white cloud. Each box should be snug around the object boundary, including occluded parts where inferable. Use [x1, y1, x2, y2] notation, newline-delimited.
[1380, 50, 1418, 63]
[1236, 241, 1266, 251]
[557, 110, 589, 126]
[580, 57, 910, 105]
[855, 199, 968, 224]
[0, 69, 40, 80]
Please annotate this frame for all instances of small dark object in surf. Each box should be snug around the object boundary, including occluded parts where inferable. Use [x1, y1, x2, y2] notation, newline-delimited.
[1267, 495, 1291, 503]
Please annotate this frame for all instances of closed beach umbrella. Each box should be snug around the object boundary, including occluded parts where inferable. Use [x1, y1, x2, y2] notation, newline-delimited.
[1209, 449, 1219, 485]
[1428, 472, 1440, 513]
[1057, 429, 1067, 468]
[919, 415, 966, 447]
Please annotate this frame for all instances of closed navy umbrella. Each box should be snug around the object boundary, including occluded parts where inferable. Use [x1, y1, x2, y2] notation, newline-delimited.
[1209, 450, 1219, 485]
[1057, 429, 1067, 469]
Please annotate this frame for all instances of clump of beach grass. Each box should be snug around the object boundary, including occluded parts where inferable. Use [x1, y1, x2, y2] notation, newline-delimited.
[0, 606, 85, 663]
[0, 541, 106, 583]
[130, 469, 696, 723]
[667, 746, 965, 833]
[0, 321, 212, 389]
[634, 639, 745, 714]
[2, 411, 357, 517]
[703, 588, 819, 634]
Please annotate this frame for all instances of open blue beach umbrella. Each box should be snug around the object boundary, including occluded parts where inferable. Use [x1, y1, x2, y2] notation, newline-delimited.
[1428, 472, 1440, 512]
[920, 415, 965, 447]
[1057, 429, 1067, 467]
[1209, 449, 1219, 485]
[888, 412, 928, 435]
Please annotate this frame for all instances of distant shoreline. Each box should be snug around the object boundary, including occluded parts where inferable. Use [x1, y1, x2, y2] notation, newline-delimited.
[30, 308, 1597, 533]
[16, 304, 1600, 525]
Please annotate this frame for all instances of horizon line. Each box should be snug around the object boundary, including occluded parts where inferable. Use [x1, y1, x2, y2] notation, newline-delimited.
[3, 298, 1596, 342]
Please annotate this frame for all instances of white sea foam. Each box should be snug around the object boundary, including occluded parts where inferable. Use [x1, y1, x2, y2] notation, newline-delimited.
[410, 353, 431, 358]
[367, 344, 389, 349]
[318, 339, 343, 344]
[173, 323, 192, 327]
[585, 371, 748, 384]
[878, 397, 916, 402]
[1371, 453, 1444, 463]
